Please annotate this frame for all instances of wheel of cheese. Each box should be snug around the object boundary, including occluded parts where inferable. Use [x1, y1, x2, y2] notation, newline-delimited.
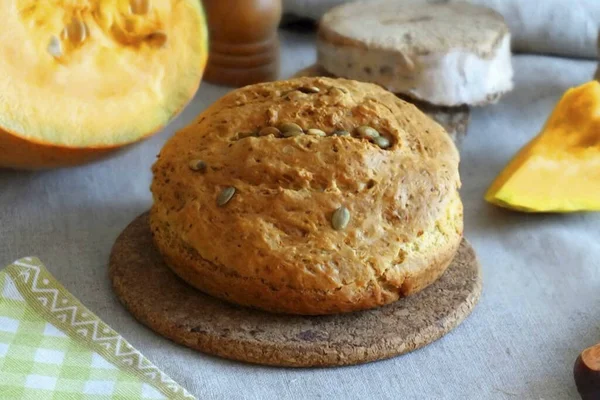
[317, 0, 513, 107]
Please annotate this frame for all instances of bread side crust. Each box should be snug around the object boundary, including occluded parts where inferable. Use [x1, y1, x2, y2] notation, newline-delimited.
[150, 194, 462, 315]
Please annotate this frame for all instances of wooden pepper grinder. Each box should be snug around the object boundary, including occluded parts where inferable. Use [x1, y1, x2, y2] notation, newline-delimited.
[202, 0, 282, 87]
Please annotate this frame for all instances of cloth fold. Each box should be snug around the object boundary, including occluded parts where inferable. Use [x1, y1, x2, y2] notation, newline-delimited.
[0, 258, 194, 399]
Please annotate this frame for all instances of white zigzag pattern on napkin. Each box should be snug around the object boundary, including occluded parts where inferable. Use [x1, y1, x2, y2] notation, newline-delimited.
[12, 259, 194, 399]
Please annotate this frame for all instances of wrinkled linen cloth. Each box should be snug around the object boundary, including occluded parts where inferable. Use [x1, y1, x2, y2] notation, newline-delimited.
[0, 30, 598, 399]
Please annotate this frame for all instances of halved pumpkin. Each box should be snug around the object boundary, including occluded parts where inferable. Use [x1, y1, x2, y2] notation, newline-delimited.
[0, 0, 208, 169]
[485, 81, 600, 212]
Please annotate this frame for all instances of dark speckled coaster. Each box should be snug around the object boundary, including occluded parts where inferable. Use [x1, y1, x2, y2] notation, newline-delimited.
[109, 213, 482, 367]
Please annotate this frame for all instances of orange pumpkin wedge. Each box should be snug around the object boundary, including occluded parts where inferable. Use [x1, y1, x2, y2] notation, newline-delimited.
[486, 81, 600, 212]
[0, 0, 208, 169]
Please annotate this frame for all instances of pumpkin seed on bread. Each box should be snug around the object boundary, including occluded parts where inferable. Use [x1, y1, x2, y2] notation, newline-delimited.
[293, 64, 471, 144]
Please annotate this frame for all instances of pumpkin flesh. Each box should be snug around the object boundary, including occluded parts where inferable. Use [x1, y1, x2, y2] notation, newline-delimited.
[485, 81, 600, 212]
[0, 0, 207, 168]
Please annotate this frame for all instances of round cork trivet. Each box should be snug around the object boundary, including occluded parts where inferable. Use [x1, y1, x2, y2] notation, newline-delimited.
[109, 213, 482, 368]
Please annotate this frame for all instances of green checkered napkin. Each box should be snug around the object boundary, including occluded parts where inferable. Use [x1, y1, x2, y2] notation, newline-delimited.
[0, 257, 194, 399]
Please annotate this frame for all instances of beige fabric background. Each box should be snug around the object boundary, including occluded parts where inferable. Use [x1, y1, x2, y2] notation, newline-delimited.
[0, 30, 599, 399]
[283, 0, 600, 59]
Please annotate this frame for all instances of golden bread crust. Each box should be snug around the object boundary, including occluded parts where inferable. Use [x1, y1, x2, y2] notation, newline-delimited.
[150, 77, 462, 315]
[292, 64, 470, 143]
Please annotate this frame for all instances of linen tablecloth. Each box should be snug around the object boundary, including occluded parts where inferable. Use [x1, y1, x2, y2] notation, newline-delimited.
[0, 30, 598, 399]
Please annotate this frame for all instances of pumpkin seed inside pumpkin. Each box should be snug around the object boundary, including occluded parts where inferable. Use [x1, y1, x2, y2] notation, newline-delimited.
[331, 206, 351, 231]
[130, 0, 151, 15]
[65, 18, 87, 44]
[47, 35, 62, 58]
[147, 31, 168, 47]
[217, 186, 236, 207]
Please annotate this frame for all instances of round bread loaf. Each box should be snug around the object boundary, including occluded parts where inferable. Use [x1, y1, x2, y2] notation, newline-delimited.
[317, 0, 513, 106]
[150, 77, 463, 315]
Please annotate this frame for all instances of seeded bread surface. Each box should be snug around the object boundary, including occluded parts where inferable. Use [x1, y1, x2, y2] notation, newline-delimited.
[150, 77, 463, 315]
[293, 64, 470, 143]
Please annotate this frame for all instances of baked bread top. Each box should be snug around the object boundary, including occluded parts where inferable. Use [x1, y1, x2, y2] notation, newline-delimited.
[319, 0, 508, 58]
[293, 64, 470, 143]
[150, 77, 462, 314]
